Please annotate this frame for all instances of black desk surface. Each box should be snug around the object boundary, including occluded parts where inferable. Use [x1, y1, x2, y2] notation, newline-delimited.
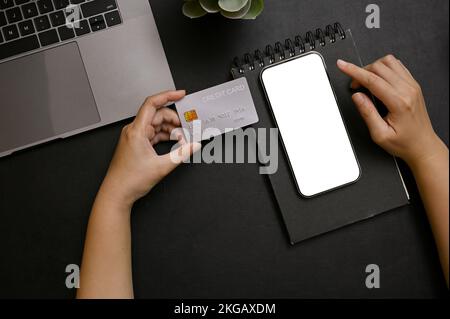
[0, 0, 448, 298]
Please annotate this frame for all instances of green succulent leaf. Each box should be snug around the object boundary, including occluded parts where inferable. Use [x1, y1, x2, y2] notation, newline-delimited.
[182, 1, 208, 18]
[218, 0, 249, 12]
[220, 0, 252, 19]
[199, 0, 221, 13]
[182, 0, 263, 20]
[242, 0, 264, 19]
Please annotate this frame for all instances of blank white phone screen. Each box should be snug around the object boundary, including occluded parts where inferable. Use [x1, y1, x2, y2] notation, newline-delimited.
[261, 52, 361, 197]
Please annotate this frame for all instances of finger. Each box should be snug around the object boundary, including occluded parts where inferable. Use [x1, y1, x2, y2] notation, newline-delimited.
[154, 123, 177, 134]
[134, 90, 185, 130]
[397, 59, 415, 79]
[144, 121, 165, 139]
[162, 123, 178, 134]
[171, 127, 189, 144]
[150, 132, 171, 145]
[145, 125, 156, 140]
[379, 55, 417, 86]
[352, 92, 393, 141]
[366, 60, 404, 88]
[351, 55, 416, 89]
[151, 125, 184, 144]
[152, 108, 181, 127]
[350, 59, 404, 90]
[159, 142, 202, 174]
[337, 59, 400, 112]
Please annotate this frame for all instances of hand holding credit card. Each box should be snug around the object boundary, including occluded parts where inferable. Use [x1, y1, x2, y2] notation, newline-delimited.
[175, 78, 259, 142]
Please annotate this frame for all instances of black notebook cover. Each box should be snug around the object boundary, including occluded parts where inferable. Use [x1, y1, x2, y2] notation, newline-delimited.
[231, 23, 410, 244]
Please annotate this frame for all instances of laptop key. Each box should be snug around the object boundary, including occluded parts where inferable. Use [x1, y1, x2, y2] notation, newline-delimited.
[6, 6, 22, 24]
[0, 35, 40, 60]
[2, 24, 19, 41]
[18, 19, 35, 36]
[81, 0, 116, 18]
[105, 10, 120, 27]
[37, 0, 54, 14]
[74, 18, 89, 36]
[49, 10, 65, 27]
[58, 25, 75, 40]
[22, 2, 39, 19]
[0, 0, 14, 10]
[38, 28, 59, 46]
[34, 15, 51, 31]
[0, 11, 7, 27]
[53, 0, 70, 10]
[89, 14, 105, 32]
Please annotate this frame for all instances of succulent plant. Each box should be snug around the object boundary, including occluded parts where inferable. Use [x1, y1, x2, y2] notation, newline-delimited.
[183, 0, 264, 20]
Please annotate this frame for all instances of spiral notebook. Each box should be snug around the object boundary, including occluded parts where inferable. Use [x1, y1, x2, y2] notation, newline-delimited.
[231, 23, 410, 244]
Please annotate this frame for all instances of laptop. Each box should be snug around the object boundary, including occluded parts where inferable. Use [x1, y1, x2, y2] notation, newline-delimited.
[0, 0, 175, 157]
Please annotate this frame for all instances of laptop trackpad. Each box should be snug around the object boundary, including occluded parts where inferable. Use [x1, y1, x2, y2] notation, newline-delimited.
[0, 43, 100, 154]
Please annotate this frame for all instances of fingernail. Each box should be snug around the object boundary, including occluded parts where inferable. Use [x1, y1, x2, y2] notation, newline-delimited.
[337, 59, 348, 68]
[353, 93, 365, 105]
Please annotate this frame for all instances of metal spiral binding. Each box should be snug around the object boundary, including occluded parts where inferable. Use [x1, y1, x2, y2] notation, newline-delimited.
[233, 22, 346, 74]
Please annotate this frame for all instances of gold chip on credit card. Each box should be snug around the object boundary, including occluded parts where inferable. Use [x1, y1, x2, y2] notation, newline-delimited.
[175, 78, 259, 142]
[184, 110, 198, 122]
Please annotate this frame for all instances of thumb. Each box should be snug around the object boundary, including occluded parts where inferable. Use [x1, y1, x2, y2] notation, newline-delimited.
[352, 92, 392, 143]
[160, 142, 201, 173]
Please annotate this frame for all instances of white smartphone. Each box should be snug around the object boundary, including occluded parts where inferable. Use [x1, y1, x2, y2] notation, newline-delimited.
[260, 51, 361, 198]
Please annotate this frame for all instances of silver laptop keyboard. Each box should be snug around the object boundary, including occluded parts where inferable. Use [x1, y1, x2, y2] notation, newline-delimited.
[0, 0, 122, 60]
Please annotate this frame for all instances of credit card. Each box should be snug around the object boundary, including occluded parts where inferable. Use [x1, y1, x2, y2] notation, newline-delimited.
[175, 78, 259, 142]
